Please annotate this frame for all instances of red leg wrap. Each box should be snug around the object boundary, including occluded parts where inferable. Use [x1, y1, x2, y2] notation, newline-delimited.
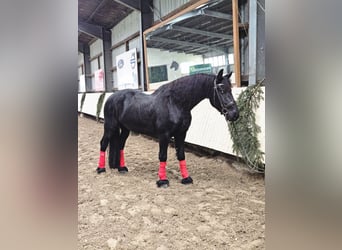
[158, 162, 167, 180]
[98, 151, 106, 168]
[120, 150, 125, 167]
[179, 160, 189, 178]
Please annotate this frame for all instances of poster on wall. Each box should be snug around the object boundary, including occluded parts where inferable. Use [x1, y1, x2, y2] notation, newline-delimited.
[189, 64, 212, 75]
[116, 48, 138, 90]
[79, 74, 86, 92]
[93, 69, 105, 91]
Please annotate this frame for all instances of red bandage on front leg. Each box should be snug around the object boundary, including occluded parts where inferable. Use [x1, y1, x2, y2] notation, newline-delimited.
[120, 150, 125, 167]
[98, 151, 106, 168]
[179, 160, 189, 178]
[158, 162, 167, 180]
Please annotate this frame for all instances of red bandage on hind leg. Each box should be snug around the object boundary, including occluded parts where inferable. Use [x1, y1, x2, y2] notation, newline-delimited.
[120, 150, 125, 167]
[179, 160, 189, 178]
[158, 162, 167, 180]
[98, 151, 106, 168]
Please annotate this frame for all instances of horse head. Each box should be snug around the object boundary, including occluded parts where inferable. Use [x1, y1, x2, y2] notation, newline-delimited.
[209, 69, 239, 121]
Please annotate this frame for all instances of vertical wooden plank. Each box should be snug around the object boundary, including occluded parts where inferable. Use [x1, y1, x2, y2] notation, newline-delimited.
[143, 33, 150, 91]
[232, 0, 241, 87]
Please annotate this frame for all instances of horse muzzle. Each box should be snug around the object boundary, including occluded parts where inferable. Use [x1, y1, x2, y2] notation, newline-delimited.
[224, 109, 239, 121]
[221, 101, 239, 121]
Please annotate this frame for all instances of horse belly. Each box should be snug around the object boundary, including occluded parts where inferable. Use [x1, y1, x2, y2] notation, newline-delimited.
[119, 105, 156, 135]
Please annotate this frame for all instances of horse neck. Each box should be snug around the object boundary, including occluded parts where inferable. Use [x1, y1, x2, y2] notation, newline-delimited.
[173, 74, 214, 111]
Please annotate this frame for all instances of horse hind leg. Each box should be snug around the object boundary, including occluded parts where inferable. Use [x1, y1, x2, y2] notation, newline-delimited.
[96, 126, 113, 174]
[117, 126, 130, 173]
[108, 128, 120, 169]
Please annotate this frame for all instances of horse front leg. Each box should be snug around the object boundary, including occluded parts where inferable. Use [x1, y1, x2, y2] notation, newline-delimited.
[175, 132, 193, 184]
[117, 126, 130, 173]
[156, 134, 170, 188]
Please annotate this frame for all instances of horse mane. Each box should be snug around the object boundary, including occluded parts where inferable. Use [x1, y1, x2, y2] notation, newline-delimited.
[153, 73, 214, 96]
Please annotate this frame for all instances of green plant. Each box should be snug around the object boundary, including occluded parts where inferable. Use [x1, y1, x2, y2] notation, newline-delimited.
[80, 92, 86, 113]
[96, 92, 106, 121]
[228, 81, 265, 173]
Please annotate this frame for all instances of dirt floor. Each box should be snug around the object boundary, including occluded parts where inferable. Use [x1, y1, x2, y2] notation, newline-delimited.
[78, 116, 265, 250]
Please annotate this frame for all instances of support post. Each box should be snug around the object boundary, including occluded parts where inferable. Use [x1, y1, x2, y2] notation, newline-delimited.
[102, 28, 113, 91]
[140, 0, 154, 91]
[82, 44, 92, 91]
[232, 0, 241, 87]
[248, 0, 257, 85]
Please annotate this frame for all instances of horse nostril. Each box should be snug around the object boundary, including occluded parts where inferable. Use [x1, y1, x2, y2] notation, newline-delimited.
[234, 110, 239, 120]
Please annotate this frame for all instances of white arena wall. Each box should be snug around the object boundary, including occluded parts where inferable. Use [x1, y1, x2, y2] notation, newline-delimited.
[78, 87, 265, 160]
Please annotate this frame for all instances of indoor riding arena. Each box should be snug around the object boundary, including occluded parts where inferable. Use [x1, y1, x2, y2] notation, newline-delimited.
[78, 117, 264, 249]
[78, 0, 265, 249]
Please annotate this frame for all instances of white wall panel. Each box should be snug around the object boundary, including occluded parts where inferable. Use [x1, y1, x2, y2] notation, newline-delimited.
[89, 39, 103, 58]
[186, 87, 265, 158]
[112, 45, 126, 65]
[78, 53, 84, 66]
[111, 11, 140, 45]
[81, 93, 102, 116]
[129, 37, 140, 52]
[78, 93, 113, 119]
[78, 67, 83, 77]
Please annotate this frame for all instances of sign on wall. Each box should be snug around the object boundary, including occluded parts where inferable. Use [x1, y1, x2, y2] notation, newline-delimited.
[189, 64, 212, 75]
[93, 69, 105, 91]
[148, 65, 168, 83]
[116, 48, 138, 90]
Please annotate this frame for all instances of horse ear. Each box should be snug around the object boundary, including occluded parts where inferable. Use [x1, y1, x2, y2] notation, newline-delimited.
[217, 69, 224, 81]
[227, 71, 233, 79]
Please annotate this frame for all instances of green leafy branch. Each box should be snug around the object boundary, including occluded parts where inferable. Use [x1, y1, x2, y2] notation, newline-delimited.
[96, 92, 106, 121]
[228, 80, 265, 173]
[80, 92, 86, 113]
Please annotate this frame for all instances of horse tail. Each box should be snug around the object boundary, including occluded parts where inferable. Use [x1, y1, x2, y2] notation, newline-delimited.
[100, 96, 117, 151]
[103, 96, 115, 129]
[104, 94, 123, 168]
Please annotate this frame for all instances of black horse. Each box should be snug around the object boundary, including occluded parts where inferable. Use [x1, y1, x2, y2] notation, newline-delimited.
[96, 69, 239, 187]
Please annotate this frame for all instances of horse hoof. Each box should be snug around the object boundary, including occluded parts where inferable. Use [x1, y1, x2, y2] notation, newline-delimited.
[118, 166, 128, 173]
[156, 179, 169, 188]
[181, 176, 193, 185]
[96, 167, 106, 174]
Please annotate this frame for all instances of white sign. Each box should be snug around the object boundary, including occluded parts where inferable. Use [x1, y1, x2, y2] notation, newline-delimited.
[93, 69, 105, 91]
[79, 74, 86, 92]
[116, 48, 138, 90]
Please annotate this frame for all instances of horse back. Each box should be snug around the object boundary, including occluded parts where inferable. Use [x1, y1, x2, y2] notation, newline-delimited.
[104, 89, 191, 136]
